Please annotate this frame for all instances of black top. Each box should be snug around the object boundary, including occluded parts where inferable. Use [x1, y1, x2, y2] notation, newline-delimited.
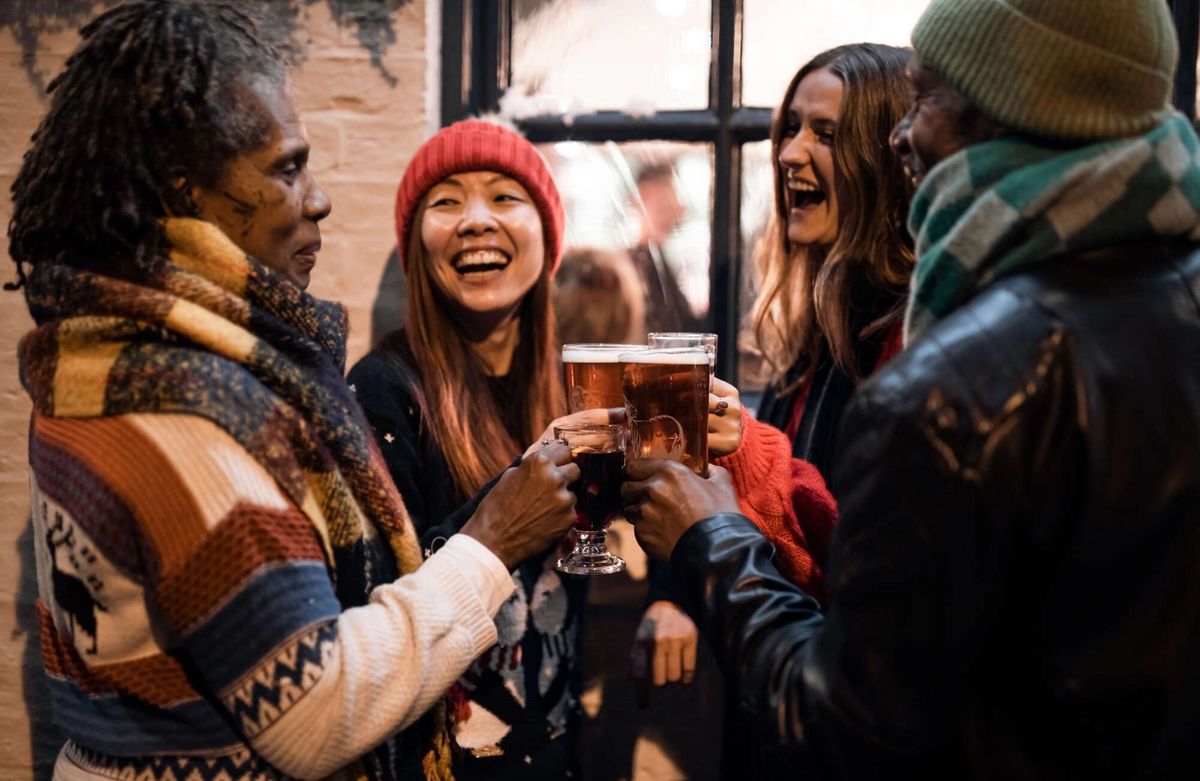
[756, 282, 903, 477]
[347, 333, 587, 780]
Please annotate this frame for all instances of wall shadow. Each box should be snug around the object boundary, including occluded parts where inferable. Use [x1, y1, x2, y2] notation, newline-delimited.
[370, 247, 407, 348]
[15, 518, 64, 780]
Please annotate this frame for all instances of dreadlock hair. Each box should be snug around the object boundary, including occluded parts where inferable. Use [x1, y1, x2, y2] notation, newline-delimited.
[8, 0, 287, 292]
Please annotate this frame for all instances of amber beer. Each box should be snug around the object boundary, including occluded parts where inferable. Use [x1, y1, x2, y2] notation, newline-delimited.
[562, 343, 644, 412]
[620, 347, 711, 476]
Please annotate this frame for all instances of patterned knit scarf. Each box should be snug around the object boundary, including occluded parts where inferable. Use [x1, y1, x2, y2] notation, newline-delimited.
[904, 112, 1200, 343]
[17, 218, 453, 781]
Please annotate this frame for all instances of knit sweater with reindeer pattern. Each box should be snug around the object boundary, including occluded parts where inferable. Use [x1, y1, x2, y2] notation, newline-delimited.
[20, 218, 516, 781]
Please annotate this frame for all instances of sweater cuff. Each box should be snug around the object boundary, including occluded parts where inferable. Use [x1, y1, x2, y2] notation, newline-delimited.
[433, 535, 516, 617]
[713, 415, 777, 494]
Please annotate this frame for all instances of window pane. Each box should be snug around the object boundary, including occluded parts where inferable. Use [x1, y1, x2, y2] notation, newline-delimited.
[737, 139, 774, 397]
[539, 141, 713, 345]
[511, 0, 711, 115]
[741, 0, 927, 108]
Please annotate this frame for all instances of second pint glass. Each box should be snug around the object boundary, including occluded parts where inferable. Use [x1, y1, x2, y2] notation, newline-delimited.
[620, 346, 711, 476]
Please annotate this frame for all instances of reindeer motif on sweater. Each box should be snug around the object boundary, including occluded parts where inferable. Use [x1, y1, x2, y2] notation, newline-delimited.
[36, 499, 109, 655]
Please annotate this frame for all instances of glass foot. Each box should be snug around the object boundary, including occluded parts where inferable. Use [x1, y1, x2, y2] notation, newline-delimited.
[555, 529, 625, 575]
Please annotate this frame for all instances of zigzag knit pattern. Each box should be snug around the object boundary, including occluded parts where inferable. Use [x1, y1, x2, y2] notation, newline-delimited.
[66, 742, 284, 781]
[225, 622, 340, 739]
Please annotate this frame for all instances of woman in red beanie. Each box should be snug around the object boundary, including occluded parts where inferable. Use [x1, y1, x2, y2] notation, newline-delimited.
[348, 119, 596, 780]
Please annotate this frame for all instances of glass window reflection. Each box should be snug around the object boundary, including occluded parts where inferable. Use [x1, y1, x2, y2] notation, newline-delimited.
[540, 141, 713, 346]
[742, 0, 926, 107]
[737, 139, 774, 396]
[511, 0, 711, 116]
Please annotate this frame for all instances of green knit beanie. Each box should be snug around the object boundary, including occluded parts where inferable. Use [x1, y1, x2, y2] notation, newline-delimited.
[911, 0, 1178, 140]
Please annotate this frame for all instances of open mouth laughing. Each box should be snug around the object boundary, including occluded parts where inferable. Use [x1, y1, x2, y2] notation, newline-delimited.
[453, 248, 511, 276]
[788, 179, 827, 210]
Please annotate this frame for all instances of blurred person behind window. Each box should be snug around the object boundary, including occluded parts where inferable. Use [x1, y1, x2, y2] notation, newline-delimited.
[553, 246, 646, 346]
[629, 162, 704, 333]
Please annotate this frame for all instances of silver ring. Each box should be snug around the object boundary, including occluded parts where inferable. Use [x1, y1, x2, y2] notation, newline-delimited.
[540, 437, 552, 447]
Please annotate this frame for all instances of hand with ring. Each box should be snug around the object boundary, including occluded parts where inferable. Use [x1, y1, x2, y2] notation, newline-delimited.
[707, 377, 743, 458]
[524, 407, 626, 459]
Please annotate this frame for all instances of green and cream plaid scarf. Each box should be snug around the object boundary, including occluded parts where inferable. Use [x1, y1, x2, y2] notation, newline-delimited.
[904, 112, 1200, 343]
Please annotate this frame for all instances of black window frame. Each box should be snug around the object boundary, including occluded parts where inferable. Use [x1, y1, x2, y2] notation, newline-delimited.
[443, 0, 1200, 384]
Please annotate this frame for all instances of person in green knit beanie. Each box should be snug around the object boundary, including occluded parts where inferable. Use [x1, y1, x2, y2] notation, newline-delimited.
[619, 0, 1200, 778]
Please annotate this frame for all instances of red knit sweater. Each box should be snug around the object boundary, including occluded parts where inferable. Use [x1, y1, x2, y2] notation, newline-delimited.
[713, 415, 838, 603]
[716, 323, 905, 603]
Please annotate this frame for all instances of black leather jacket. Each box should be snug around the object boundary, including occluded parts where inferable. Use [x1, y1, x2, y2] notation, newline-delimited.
[673, 242, 1200, 779]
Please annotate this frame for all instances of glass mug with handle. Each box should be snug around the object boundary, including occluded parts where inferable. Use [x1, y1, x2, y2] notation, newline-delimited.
[562, 343, 645, 413]
[554, 423, 628, 575]
[619, 346, 712, 477]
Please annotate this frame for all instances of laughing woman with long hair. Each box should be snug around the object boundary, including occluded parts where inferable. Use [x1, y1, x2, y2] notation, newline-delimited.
[680, 42, 916, 779]
[753, 43, 915, 475]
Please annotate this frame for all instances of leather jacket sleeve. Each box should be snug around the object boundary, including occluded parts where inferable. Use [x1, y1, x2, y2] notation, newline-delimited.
[670, 513, 823, 742]
[672, 311, 1084, 778]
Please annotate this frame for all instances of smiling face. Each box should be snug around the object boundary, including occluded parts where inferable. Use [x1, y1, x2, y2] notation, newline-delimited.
[420, 170, 546, 327]
[777, 67, 844, 250]
[890, 60, 1007, 188]
[190, 78, 331, 289]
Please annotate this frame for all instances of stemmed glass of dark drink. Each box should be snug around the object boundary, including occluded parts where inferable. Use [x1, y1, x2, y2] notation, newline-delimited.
[554, 423, 627, 575]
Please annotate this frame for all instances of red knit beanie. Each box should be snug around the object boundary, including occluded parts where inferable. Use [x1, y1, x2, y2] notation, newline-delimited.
[394, 119, 565, 274]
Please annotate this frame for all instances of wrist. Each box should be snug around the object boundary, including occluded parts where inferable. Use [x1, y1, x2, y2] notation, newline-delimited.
[461, 511, 515, 571]
[645, 599, 679, 616]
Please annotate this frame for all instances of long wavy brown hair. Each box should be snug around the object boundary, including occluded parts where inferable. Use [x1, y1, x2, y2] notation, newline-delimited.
[402, 200, 565, 498]
[752, 43, 915, 390]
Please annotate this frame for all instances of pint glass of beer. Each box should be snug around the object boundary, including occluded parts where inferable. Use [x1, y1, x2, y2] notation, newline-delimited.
[554, 423, 627, 575]
[619, 346, 712, 476]
[562, 343, 644, 413]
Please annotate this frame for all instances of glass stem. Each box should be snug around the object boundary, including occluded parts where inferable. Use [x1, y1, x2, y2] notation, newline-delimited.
[576, 528, 606, 551]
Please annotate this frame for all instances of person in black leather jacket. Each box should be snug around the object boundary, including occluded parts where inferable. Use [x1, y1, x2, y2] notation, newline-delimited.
[622, 1, 1200, 778]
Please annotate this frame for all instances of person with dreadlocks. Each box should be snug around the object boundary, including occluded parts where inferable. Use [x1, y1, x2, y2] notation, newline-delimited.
[11, 2, 584, 779]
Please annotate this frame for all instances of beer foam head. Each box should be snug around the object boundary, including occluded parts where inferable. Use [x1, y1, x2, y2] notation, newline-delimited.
[562, 344, 645, 364]
[618, 347, 710, 365]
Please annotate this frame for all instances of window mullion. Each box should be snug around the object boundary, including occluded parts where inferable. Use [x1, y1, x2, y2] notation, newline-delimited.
[440, 0, 468, 124]
[710, 0, 744, 383]
[1169, 0, 1199, 117]
[470, 0, 506, 114]
[516, 111, 721, 142]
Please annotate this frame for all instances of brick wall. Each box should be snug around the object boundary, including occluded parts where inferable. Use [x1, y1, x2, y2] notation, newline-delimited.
[0, 2, 433, 777]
